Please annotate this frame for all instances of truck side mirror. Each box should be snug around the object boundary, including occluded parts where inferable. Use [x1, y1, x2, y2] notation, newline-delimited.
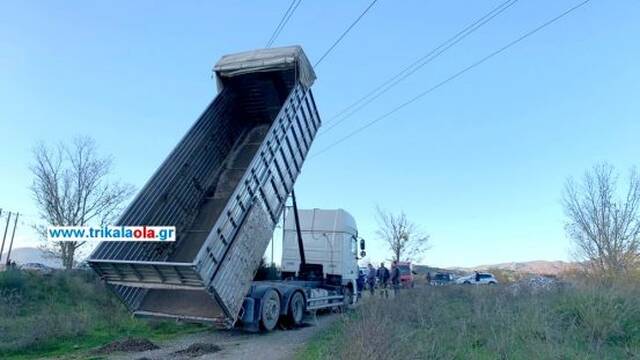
[359, 238, 365, 250]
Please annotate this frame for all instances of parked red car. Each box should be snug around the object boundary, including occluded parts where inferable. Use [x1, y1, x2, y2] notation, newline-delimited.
[397, 262, 415, 288]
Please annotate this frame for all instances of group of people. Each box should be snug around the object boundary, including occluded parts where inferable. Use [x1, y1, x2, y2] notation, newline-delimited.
[365, 261, 402, 297]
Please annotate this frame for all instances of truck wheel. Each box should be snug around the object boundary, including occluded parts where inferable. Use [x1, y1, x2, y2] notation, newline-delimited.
[285, 291, 305, 327]
[260, 289, 280, 331]
[339, 286, 354, 312]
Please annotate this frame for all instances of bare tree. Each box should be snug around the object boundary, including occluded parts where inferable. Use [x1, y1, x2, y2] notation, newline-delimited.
[30, 137, 135, 269]
[563, 162, 640, 276]
[375, 206, 430, 263]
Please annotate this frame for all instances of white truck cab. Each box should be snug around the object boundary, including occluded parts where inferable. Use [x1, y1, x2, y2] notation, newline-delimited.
[281, 209, 361, 291]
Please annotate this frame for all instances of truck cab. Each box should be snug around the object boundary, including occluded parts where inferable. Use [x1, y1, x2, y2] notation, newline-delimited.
[281, 209, 361, 296]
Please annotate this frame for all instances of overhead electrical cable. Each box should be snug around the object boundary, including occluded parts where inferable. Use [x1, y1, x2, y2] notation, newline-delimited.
[320, 0, 519, 135]
[311, 0, 591, 158]
[266, 0, 304, 48]
[313, 0, 380, 68]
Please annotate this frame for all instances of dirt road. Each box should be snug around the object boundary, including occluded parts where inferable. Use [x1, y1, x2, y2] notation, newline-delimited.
[107, 314, 339, 360]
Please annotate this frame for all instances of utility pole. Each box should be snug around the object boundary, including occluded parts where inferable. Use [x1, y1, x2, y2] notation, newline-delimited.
[5, 212, 19, 266]
[0, 211, 11, 262]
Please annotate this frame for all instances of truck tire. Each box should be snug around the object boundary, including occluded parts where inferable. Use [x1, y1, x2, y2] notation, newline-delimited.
[284, 291, 305, 327]
[260, 289, 281, 331]
[339, 286, 354, 312]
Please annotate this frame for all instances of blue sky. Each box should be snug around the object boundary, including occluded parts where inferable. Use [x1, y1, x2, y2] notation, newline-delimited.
[1, 0, 638, 267]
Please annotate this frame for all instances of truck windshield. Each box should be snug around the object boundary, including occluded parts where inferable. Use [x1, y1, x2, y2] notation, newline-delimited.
[398, 266, 411, 275]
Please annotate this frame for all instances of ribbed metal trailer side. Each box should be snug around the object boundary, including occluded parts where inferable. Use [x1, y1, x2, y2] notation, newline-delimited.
[88, 46, 320, 326]
[200, 86, 320, 324]
[91, 89, 237, 263]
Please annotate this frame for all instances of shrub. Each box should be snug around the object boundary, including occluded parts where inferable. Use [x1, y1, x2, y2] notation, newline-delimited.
[0, 269, 28, 292]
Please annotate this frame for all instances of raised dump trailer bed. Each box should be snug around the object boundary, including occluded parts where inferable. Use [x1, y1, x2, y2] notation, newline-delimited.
[88, 46, 321, 327]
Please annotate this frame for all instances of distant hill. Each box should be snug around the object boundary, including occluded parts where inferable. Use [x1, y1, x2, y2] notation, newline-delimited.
[413, 260, 576, 277]
[0, 247, 63, 268]
[413, 265, 464, 276]
[452, 260, 576, 276]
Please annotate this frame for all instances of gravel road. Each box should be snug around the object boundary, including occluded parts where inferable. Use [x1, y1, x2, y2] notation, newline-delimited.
[107, 313, 339, 360]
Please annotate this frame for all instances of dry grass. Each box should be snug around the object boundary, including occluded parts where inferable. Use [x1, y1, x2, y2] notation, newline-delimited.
[299, 281, 640, 359]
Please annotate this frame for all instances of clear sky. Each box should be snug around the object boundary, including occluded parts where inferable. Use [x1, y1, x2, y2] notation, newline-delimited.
[1, 0, 638, 268]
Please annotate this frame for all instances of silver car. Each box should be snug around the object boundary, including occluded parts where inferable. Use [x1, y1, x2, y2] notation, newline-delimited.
[456, 272, 498, 285]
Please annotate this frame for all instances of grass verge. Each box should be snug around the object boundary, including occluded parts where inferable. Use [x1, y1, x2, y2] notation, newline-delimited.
[0, 269, 207, 360]
[297, 281, 640, 360]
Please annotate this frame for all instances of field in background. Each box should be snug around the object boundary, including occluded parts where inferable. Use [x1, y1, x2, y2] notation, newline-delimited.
[0, 269, 206, 359]
[4, 268, 640, 359]
[298, 281, 640, 359]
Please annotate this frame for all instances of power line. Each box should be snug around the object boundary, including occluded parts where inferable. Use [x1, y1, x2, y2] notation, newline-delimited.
[311, 0, 591, 158]
[266, 0, 304, 48]
[313, 0, 380, 68]
[0, 208, 38, 220]
[320, 0, 519, 134]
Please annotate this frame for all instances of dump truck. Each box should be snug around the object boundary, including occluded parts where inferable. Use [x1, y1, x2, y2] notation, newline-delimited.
[88, 46, 364, 331]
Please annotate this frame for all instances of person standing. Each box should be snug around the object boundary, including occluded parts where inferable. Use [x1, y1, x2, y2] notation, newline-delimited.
[391, 261, 401, 296]
[377, 262, 390, 298]
[366, 263, 376, 296]
[426, 272, 432, 285]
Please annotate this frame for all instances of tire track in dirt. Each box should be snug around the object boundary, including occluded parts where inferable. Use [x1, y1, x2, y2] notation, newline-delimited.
[107, 313, 339, 360]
